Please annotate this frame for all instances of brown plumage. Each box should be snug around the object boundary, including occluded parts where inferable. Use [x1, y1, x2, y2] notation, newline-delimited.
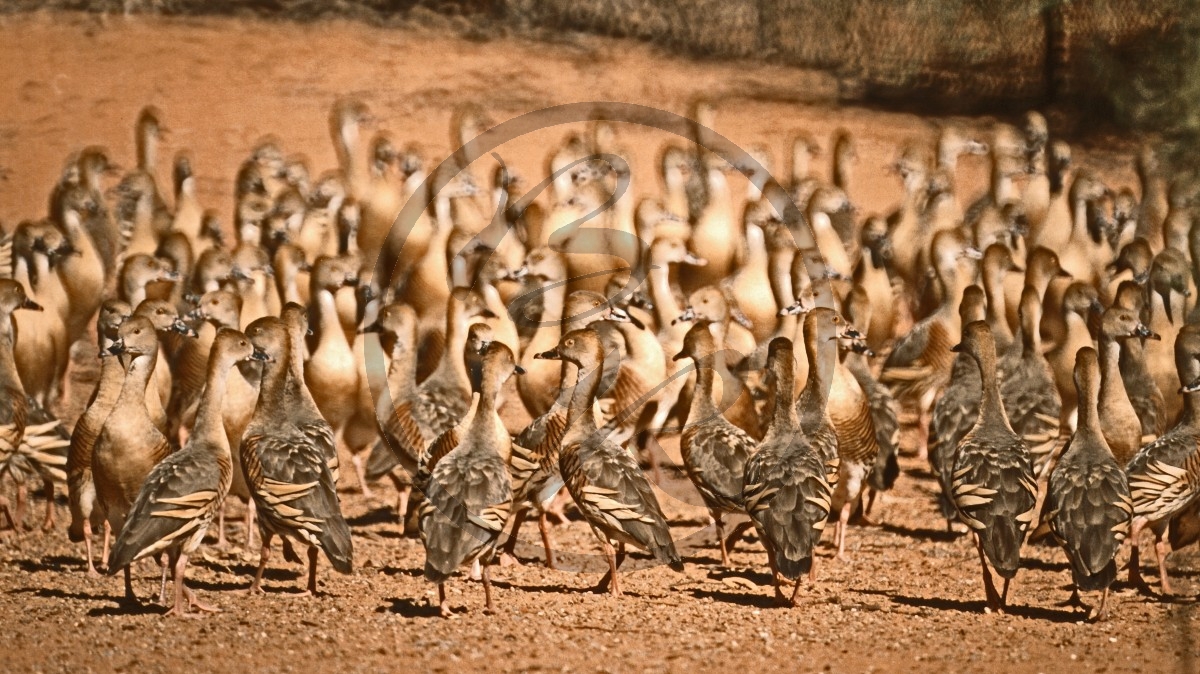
[675, 321, 756, 567]
[536, 329, 683, 596]
[743, 337, 832, 606]
[1097, 307, 1157, 465]
[418, 342, 520, 617]
[107, 329, 261, 616]
[67, 299, 130, 574]
[929, 286, 988, 525]
[241, 317, 351, 595]
[92, 315, 173, 600]
[0, 281, 43, 531]
[1044, 347, 1132, 621]
[881, 230, 975, 459]
[949, 321, 1037, 613]
[997, 288, 1061, 474]
[1125, 324, 1200, 595]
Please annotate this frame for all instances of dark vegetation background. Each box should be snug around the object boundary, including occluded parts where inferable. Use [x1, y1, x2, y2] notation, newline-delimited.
[3, 0, 1197, 164]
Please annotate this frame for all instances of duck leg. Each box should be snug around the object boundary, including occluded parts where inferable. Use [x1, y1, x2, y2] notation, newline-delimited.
[863, 487, 880, 520]
[14, 482, 29, 530]
[644, 435, 662, 485]
[0, 495, 12, 529]
[437, 582, 451, 618]
[243, 499, 257, 551]
[165, 552, 217, 618]
[101, 520, 112, 569]
[215, 506, 228, 549]
[1091, 587, 1111, 622]
[304, 545, 320, 596]
[248, 532, 273, 594]
[122, 565, 136, 602]
[537, 511, 557, 570]
[351, 452, 374, 500]
[40, 479, 55, 531]
[762, 542, 791, 606]
[974, 535, 1003, 613]
[1154, 534, 1173, 595]
[788, 567, 806, 607]
[500, 508, 527, 560]
[595, 541, 623, 596]
[158, 554, 170, 605]
[835, 501, 853, 562]
[713, 512, 730, 567]
[83, 521, 101, 577]
[481, 563, 496, 615]
[395, 485, 411, 523]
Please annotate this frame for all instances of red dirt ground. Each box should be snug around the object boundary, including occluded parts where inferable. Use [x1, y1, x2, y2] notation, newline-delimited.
[0, 11, 1194, 674]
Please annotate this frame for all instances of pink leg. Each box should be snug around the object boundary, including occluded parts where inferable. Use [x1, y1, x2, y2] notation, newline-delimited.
[482, 563, 496, 615]
[1155, 534, 1173, 595]
[537, 512, 557, 570]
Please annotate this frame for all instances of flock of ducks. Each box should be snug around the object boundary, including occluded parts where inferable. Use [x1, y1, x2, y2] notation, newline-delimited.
[0, 99, 1198, 622]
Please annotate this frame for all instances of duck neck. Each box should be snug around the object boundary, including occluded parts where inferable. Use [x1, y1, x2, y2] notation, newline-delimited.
[744, 223, 768, 270]
[799, 336, 834, 419]
[1181, 391, 1200, 427]
[649, 261, 683, 329]
[688, 357, 722, 422]
[1020, 317, 1042, 357]
[0, 313, 19, 388]
[387, 337, 416, 402]
[990, 159, 1012, 203]
[527, 279, 566, 352]
[563, 361, 602, 446]
[193, 355, 233, 454]
[434, 307, 471, 389]
[834, 155, 852, 193]
[983, 268, 1009, 338]
[769, 361, 801, 434]
[315, 289, 349, 354]
[1064, 311, 1090, 346]
[137, 131, 157, 174]
[257, 355, 290, 415]
[1076, 374, 1106, 446]
[115, 351, 157, 413]
[278, 269, 302, 305]
[792, 148, 811, 187]
[477, 370, 500, 418]
[975, 350, 1008, 429]
[338, 121, 367, 194]
[1098, 336, 1131, 411]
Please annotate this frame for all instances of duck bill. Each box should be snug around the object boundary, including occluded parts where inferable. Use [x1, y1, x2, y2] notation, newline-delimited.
[533, 348, 561, 360]
[1135, 323, 1161, 341]
[107, 339, 127, 355]
[171, 319, 199, 338]
[513, 365, 526, 375]
[358, 321, 383, 334]
[672, 306, 696, 325]
[18, 298, 43, 312]
[250, 347, 273, 362]
[778, 300, 807, 317]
